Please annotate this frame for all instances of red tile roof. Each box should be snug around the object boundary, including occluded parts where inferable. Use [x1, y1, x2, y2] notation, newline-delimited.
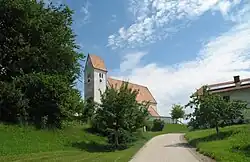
[107, 77, 157, 104]
[107, 77, 159, 117]
[148, 106, 160, 117]
[88, 54, 107, 71]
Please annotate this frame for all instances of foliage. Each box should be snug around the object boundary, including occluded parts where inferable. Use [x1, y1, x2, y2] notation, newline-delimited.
[145, 121, 153, 131]
[91, 82, 149, 148]
[0, 81, 29, 124]
[0, 0, 84, 128]
[0, 73, 83, 128]
[0, 0, 83, 82]
[107, 128, 139, 149]
[170, 104, 185, 123]
[185, 124, 250, 162]
[187, 86, 248, 134]
[151, 119, 165, 131]
[82, 97, 96, 123]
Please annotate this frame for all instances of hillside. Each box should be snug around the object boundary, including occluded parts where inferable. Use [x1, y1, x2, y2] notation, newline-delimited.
[0, 123, 188, 162]
[185, 124, 250, 162]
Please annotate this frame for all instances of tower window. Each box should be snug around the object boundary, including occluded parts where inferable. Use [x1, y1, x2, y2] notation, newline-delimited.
[87, 73, 91, 83]
[99, 73, 104, 78]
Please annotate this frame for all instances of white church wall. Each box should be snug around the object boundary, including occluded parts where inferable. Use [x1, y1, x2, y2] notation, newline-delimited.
[93, 69, 107, 104]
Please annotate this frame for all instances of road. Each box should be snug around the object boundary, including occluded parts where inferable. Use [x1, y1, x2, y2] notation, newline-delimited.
[129, 133, 213, 162]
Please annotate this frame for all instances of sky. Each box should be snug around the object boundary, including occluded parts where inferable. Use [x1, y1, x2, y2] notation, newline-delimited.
[46, 0, 250, 116]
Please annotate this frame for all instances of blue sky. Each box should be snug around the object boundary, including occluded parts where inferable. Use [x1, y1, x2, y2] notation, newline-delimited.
[47, 0, 250, 116]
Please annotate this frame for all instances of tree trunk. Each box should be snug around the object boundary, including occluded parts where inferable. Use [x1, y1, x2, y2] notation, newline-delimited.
[115, 121, 119, 148]
[115, 130, 119, 148]
[215, 125, 219, 135]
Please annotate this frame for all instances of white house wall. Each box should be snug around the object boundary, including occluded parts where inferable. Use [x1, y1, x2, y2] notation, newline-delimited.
[218, 88, 250, 107]
[217, 88, 250, 120]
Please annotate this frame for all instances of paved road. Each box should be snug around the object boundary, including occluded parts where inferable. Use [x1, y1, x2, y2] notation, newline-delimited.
[129, 133, 209, 162]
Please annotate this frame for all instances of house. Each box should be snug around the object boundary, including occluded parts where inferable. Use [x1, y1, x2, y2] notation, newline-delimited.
[84, 54, 160, 118]
[197, 75, 250, 107]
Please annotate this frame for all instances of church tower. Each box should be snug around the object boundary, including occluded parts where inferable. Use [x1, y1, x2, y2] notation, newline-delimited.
[84, 54, 107, 104]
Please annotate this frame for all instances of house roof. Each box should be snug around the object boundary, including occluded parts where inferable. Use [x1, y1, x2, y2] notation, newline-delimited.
[148, 106, 160, 117]
[107, 77, 157, 104]
[107, 77, 159, 117]
[197, 77, 250, 94]
[88, 54, 107, 72]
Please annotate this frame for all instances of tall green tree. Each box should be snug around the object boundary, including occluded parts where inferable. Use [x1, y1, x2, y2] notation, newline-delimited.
[92, 82, 149, 148]
[170, 104, 185, 124]
[0, 0, 84, 128]
[0, 0, 83, 82]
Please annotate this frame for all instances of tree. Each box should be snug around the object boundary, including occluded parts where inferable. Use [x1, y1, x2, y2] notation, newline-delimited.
[0, 0, 84, 128]
[92, 82, 149, 148]
[170, 104, 185, 123]
[0, 0, 83, 82]
[82, 97, 96, 123]
[186, 86, 248, 135]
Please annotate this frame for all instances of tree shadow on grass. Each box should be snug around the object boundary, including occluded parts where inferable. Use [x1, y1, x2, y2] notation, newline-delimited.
[164, 142, 194, 148]
[189, 130, 236, 147]
[232, 145, 250, 157]
[71, 141, 114, 153]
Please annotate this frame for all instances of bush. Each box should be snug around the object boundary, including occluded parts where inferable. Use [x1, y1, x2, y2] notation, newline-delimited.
[107, 128, 137, 149]
[145, 120, 153, 131]
[0, 73, 83, 129]
[0, 81, 29, 124]
[151, 119, 165, 131]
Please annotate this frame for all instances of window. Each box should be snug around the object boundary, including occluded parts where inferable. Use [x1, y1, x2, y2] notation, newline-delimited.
[99, 73, 104, 78]
[223, 96, 230, 102]
[87, 73, 91, 83]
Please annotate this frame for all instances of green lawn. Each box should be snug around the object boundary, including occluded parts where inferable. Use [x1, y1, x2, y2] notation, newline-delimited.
[185, 124, 250, 162]
[0, 123, 187, 162]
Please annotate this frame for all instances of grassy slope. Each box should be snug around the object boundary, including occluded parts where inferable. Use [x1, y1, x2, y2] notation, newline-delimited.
[185, 124, 250, 162]
[0, 123, 187, 162]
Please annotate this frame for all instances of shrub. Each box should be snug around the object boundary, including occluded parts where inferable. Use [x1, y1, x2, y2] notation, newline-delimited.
[0, 73, 83, 129]
[151, 119, 165, 131]
[145, 120, 153, 131]
[107, 128, 137, 149]
[0, 81, 29, 124]
[82, 97, 96, 123]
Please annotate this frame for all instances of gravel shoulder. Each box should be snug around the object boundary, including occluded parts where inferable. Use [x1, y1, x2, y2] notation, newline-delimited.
[129, 133, 215, 162]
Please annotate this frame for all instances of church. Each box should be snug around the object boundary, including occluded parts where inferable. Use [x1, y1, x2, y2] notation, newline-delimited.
[84, 54, 160, 117]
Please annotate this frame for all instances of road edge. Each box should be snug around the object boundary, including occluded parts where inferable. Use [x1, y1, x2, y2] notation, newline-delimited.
[180, 134, 216, 162]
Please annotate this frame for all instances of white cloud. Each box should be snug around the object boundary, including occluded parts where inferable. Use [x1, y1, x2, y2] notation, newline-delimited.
[80, 1, 91, 24]
[120, 52, 147, 72]
[108, 0, 244, 49]
[112, 18, 250, 116]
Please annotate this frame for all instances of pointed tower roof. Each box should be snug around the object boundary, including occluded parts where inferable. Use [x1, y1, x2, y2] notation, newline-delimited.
[88, 54, 107, 72]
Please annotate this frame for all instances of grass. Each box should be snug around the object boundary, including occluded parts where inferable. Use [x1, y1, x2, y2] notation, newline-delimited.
[0, 123, 187, 162]
[185, 124, 250, 162]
